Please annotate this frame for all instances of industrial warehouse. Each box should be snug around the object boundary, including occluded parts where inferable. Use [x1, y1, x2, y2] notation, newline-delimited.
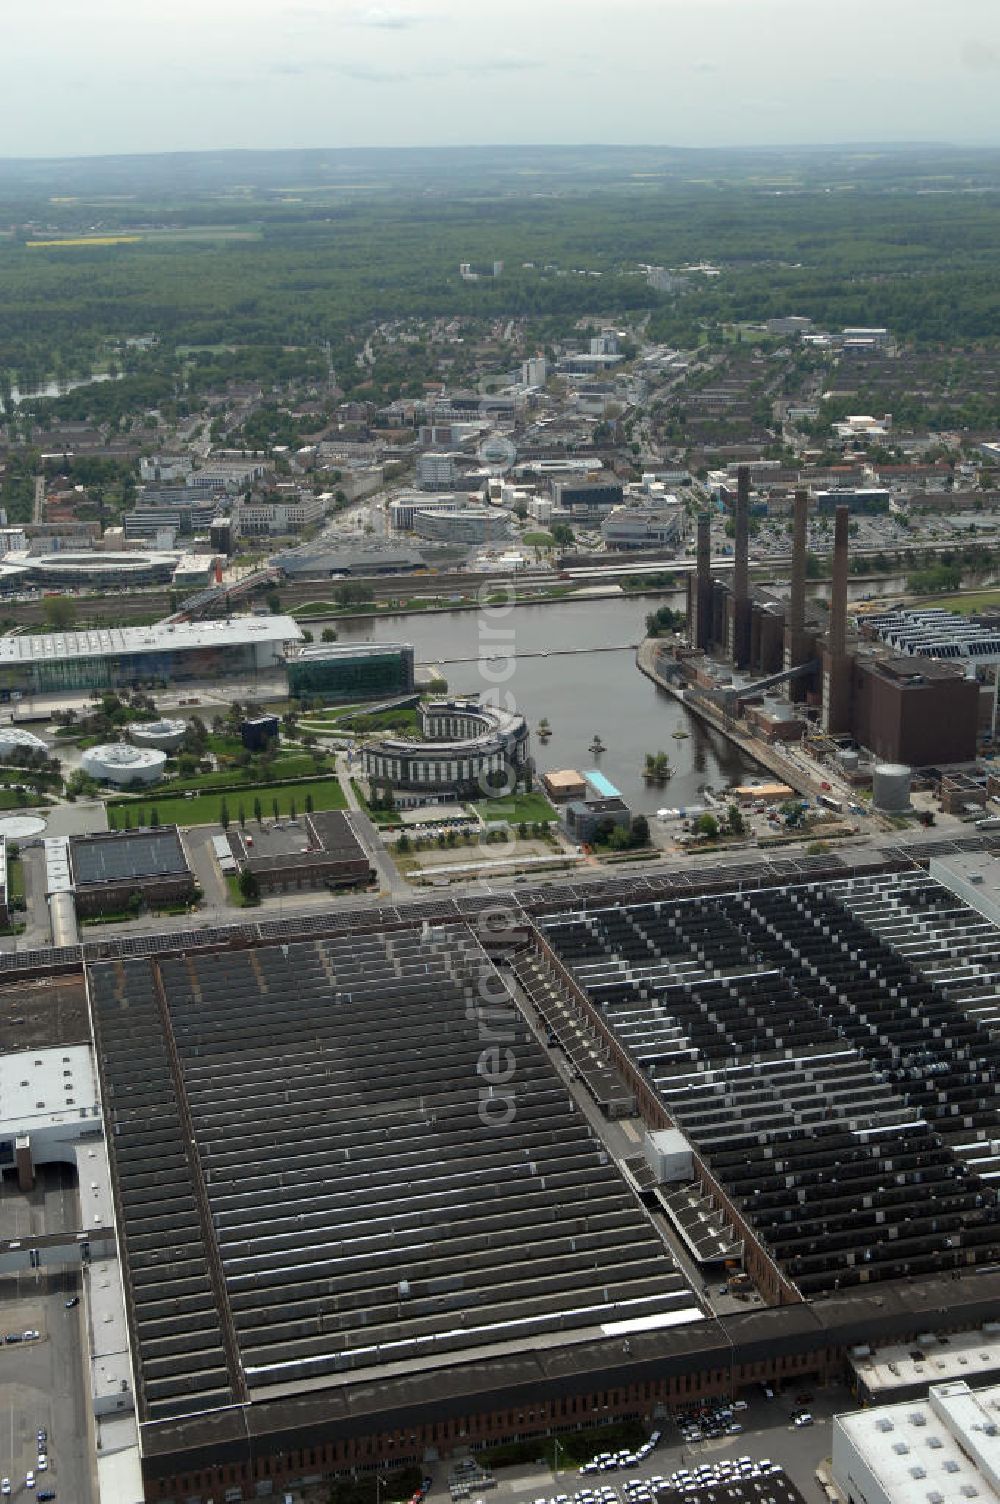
[5, 841, 1000, 1501]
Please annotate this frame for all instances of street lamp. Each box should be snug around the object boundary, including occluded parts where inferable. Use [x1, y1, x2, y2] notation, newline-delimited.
[553, 1439, 565, 1477]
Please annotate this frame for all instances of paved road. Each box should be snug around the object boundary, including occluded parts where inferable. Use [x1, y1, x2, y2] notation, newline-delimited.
[0, 1168, 95, 1504]
[338, 754, 408, 896]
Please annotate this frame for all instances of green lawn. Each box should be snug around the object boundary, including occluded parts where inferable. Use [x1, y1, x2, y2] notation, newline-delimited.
[7, 858, 24, 907]
[907, 588, 1000, 614]
[340, 707, 421, 735]
[108, 775, 347, 830]
[472, 792, 557, 824]
[167, 751, 331, 792]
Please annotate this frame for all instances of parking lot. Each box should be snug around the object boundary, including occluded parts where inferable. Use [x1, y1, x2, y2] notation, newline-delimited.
[436, 1387, 849, 1504]
[0, 1168, 95, 1504]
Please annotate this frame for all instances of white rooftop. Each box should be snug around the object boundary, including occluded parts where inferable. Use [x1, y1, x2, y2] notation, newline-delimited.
[0, 614, 302, 666]
[853, 1330, 1000, 1397]
[835, 1381, 1000, 1504]
[44, 835, 72, 893]
[0, 1045, 98, 1136]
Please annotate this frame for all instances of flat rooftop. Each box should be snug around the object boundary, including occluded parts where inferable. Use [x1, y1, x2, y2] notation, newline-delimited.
[70, 828, 189, 888]
[836, 1381, 1000, 1504]
[0, 1043, 98, 1137]
[0, 614, 302, 666]
[853, 1329, 1000, 1397]
[538, 867, 1000, 1299]
[291, 641, 412, 662]
[87, 925, 703, 1425]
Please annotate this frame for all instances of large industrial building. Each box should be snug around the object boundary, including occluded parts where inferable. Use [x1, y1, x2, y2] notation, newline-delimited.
[0, 615, 303, 696]
[224, 810, 372, 894]
[683, 474, 981, 765]
[5, 845, 1000, 1502]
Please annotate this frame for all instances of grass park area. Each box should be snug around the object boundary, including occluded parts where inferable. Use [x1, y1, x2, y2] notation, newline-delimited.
[471, 791, 558, 824]
[107, 775, 347, 830]
[906, 589, 1000, 614]
[168, 749, 331, 793]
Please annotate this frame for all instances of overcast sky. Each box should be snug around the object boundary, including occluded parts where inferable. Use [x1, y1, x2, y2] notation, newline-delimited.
[5, 0, 1000, 158]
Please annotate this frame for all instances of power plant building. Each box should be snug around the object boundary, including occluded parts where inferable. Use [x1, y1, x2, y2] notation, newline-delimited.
[683, 484, 978, 765]
[852, 656, 980, 766]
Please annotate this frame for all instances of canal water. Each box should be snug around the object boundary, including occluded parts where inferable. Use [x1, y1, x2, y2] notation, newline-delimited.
[332, 595, 762, 814]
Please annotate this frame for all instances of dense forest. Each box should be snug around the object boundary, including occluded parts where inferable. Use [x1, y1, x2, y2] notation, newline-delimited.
[4, 145, 1000, 409]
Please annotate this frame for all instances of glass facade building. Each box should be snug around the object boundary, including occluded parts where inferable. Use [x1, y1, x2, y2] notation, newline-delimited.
[288, 643, 415, 703]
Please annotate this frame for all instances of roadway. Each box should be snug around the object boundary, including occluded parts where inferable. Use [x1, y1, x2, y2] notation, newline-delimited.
[0, 1167, 95, 1504]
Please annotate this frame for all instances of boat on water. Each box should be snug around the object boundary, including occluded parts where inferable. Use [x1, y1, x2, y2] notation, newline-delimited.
[672, 729, 689, 739]
[589, 734, 606, 753]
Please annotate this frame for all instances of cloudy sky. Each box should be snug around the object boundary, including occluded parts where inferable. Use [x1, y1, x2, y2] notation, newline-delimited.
[4, 0, 1000, 157]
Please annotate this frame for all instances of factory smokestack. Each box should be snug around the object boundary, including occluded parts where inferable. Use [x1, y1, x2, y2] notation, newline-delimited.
[783, 488, 809, 692]
[789, 489, 808, 637]
[730, 464, 751, 668]
[830, 504, 849, 657]
[822, 503, 852, 732]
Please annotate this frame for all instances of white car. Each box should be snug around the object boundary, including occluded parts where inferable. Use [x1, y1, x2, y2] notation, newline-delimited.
[36, 1460, 47, 1474]
[2, 1478, 11, 1496]
[25, 1474, 35, 1490]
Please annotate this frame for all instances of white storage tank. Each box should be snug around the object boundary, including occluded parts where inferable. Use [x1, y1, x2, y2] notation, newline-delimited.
[130, 718, 187, 752]
[81, 744, 166, 787]
[873, 762, 911, 813]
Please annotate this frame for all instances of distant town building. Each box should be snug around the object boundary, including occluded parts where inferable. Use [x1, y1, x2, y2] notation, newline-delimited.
[459, 261, 503, 280]
[601, 505, 682, 551]
[233, 491, 326, 536]
[412, 507, 509, 545]
[416, 453, 460, 489]
[552, 479, 624, 512]
[520, 356, 549, 387]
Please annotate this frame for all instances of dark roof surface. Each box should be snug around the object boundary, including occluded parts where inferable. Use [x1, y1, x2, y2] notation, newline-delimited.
[70, 828, 188, 887]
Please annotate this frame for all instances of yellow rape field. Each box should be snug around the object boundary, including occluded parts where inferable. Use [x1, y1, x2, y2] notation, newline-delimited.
[27, 235, 141, 247]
